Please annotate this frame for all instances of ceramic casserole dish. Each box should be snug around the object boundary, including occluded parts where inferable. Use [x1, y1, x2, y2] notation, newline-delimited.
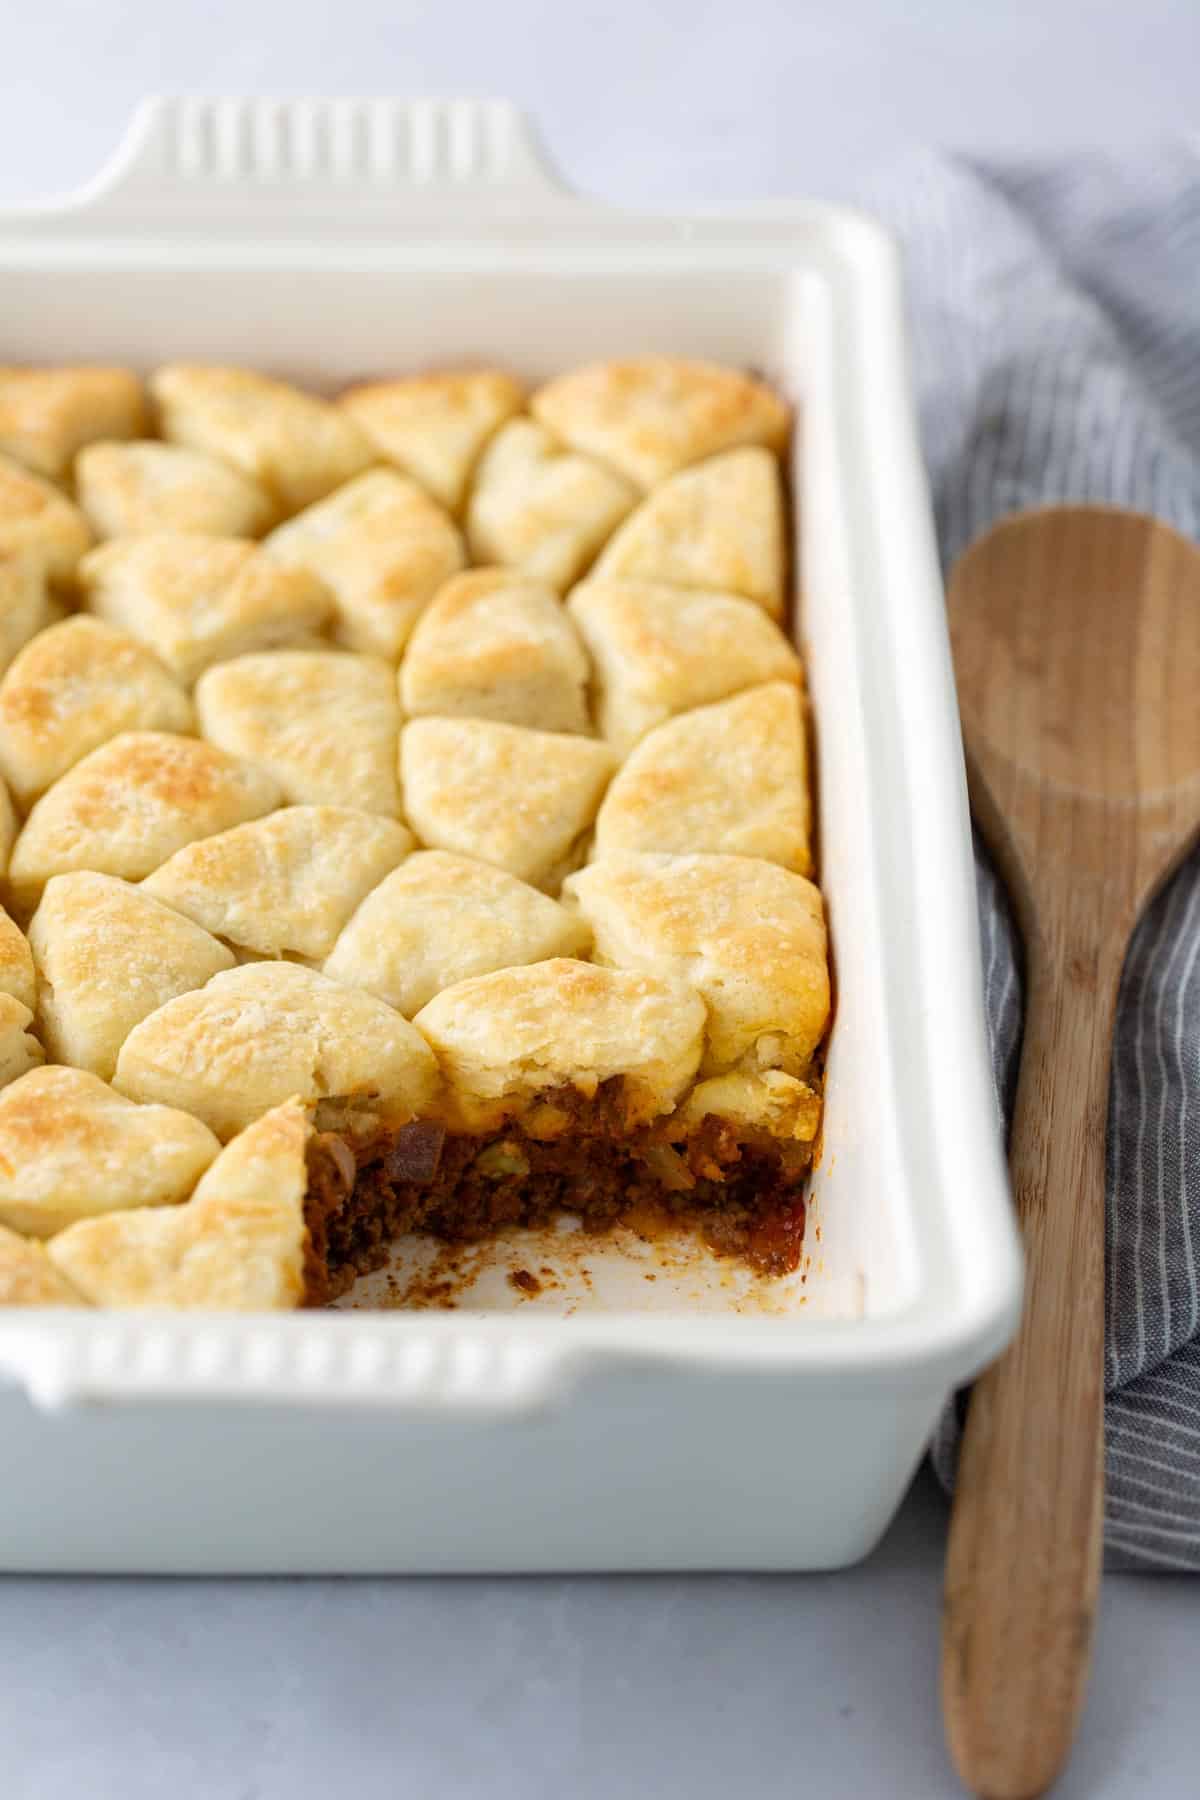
[0, 96, 1020, 1572]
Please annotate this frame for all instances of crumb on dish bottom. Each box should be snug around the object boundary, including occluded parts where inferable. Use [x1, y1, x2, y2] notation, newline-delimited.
[302, 1083, 813, 1304]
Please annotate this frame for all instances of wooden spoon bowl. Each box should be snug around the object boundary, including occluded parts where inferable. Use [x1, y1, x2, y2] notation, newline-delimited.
[942, 506, 1200, 1800]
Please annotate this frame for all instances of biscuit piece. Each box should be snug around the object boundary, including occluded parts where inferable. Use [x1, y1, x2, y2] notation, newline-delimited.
[465, 420, 637, 590]
[0, 906, 36, 1013]
[264, 468, 465, 661]
[414, 959, 705, 1131]
[567, 578, 801, 753]
[565, 852, 829, 1078]
[47, 1099, 310, 1310]
[144, 806, 413, 960]
[77, 440, 276, 539]
[114, 962, 438, 1140]
[0, 1065, 219, 1238]
[325, 850, 590, 1016]
[592, 447, 786, 617]
[0, 994, 44, 1090]
[531, 357, 790, 489]
[0, 555, 54, 677]
[671, 1068, 822, 1143]
[196, 650, 401, 815]
[0, 617, 194, 806]
[0, 455, 92, 584]
[28, 872, 236, 1080]
[80, 534, 332, 685]
[0, 366, 146, 481]
[593, 683, 810, 872]
[340, 369, 524, 513]
[7, 731, 281, 907]
[151, 364, 375, 514]
[0, 1222, 86, 1305]
[401, 717, 615, 888]
[400, 569, 590, 733]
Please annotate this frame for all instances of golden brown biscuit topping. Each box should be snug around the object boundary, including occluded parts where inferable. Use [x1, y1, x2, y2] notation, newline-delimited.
[0, 356, 829, 1309]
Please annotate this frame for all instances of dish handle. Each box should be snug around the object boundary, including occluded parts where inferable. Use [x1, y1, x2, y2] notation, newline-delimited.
[0, 1314, 577, 1415]
[13, 96, 582, 232]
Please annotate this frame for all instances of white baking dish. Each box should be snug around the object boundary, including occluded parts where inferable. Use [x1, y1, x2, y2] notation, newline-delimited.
[0, 97, 1020, 1572]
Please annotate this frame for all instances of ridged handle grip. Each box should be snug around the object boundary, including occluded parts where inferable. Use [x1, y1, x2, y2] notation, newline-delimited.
[0, 1314, 568, 1413]
[15, 96, 575, 232]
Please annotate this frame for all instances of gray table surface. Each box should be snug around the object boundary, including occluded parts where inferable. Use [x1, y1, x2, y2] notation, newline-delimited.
[4, 1468, 1197, 1800]
[2, 4, 1198, 1795]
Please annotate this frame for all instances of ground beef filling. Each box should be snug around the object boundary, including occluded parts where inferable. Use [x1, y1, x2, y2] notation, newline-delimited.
[302, 1079, 812, 1304]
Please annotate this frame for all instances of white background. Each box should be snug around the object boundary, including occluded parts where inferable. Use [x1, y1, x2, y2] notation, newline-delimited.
[1, 0, 1197, 210]
[2, 4, 1198, 1796]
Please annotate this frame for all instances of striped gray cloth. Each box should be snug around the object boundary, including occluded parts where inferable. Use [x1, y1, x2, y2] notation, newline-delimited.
[869, 147, 1200, 1570]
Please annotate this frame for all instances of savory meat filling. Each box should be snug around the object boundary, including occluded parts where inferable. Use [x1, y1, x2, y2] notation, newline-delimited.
[302, 1079, 813, 1303]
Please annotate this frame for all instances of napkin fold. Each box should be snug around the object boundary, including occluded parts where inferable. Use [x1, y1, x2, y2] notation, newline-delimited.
[868, 145, 1200, 1570]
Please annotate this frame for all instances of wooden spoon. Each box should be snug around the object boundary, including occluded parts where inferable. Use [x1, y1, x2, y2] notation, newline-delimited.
[942, 506, 1200, 1800]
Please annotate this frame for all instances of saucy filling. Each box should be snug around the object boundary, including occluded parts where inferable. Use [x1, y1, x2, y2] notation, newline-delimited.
[302, 1079, 811, 1304]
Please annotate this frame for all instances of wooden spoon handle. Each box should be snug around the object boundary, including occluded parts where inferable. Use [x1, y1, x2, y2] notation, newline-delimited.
[942, 921, 1115, 1800]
